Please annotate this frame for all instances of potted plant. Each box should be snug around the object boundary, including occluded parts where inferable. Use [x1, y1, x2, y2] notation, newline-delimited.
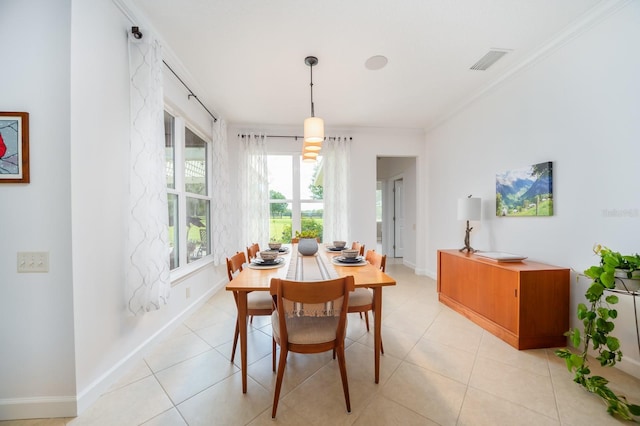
[295, 230, 319, 256]
[555, 244, 640, 421]
[593, 246, 640, 292]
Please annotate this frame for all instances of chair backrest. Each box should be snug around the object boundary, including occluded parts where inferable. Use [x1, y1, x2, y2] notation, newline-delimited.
[365, 250, 386, 272]
[246, 243, 260, 261]
[270, 276, 355, 344]
[291, 238, 299, 244]
[226, 251, 246, 281]
[351, 241, 365, 256]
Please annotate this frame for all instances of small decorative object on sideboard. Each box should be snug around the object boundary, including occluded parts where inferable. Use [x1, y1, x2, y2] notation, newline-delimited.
[555, 244, 640, 421]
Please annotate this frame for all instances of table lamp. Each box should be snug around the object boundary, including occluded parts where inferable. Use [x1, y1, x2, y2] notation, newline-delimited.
[458, 195, 481, 253]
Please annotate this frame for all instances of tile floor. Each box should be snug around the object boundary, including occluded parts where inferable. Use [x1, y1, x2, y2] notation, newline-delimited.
[3, 260, 640, 425]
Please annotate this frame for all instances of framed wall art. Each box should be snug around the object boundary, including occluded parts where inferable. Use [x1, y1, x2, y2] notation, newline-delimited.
[496, 161, 553, 216]
[0, 111, 29, 183]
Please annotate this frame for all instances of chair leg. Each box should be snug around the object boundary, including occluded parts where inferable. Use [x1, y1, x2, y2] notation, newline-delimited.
[272, 338, 277, 372]
[381, 339, 384, 355]
[364, 311, 370, 331]
[335, 344, 351, 413]
[272, 346, 288, 418]
[230, 319, 240, 363]
[250, 315, 254, 325]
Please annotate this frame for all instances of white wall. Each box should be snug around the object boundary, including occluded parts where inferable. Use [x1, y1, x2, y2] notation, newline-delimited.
[424, 2, 640, 378]
[0, 0, 77, 419]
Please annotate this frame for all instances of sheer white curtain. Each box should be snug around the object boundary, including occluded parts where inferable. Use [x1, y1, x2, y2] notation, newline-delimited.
[126, 31, 171, 315]
[210, 119, 234, 265]
[238, 133, 269, 247]
[322, 136, 351, 243]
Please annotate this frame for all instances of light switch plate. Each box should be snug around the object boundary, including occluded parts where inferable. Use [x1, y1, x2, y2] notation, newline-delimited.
[17, 252, 49, 273]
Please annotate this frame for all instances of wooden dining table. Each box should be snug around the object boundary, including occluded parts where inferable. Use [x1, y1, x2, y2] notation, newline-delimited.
[225, 244, 396, 393]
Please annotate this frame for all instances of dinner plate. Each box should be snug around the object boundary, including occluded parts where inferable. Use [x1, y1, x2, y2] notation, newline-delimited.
[326, 246, 344, 252]
[267, 247, 289, 254]
[247, 262, 285, 270]
[334, 255, 364, 263]
[251, 257, 285, 266]
[332, 256, 367, 266]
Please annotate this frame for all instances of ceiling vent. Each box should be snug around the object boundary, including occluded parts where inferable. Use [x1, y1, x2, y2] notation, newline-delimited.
[470, 49, 511, 71]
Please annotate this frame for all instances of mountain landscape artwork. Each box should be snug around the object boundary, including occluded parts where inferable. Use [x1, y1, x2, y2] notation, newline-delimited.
[496, 161, 553, 216]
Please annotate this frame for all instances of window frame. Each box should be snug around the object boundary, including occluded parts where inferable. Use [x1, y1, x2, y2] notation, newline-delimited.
[267, 152, 323, 242]
[165, 109, 213, 279]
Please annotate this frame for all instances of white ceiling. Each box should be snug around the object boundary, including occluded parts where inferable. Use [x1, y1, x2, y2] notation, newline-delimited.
[130, 0, 602, 130]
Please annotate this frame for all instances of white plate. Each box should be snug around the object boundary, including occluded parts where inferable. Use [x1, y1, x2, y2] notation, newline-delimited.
[475, 252, 527, 262]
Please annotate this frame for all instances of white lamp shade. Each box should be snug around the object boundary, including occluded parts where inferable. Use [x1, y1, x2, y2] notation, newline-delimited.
[302, 149, 319, 157]
[457, 197, 481, 221]
[304, 117, 324, 142]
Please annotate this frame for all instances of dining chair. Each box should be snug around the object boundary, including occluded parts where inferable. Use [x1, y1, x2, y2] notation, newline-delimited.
[351, 241, 365, 256]
[226, 251, 274, 363]
[347, 249, 386, 353]
[246, 242, 260, 261]
[270, 275, 355, 418]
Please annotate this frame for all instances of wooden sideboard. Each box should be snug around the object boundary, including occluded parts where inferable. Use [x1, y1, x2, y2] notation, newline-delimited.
[437, 249, 570, 349]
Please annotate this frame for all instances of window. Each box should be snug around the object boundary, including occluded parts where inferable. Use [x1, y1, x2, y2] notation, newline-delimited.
[165, 111, 211, 270]
[268, 154, 323, 242]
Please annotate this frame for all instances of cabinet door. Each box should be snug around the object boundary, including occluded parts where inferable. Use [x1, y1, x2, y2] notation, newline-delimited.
[439, 252, 481, 310]
[477, 264, 518, 333]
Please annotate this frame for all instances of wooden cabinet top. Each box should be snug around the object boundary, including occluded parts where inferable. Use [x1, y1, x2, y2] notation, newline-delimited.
[438, 249, 569, 272]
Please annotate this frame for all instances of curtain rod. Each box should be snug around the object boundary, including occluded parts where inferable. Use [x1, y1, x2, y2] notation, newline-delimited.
[163, 60, 218, 122]
[237, 134, 352, 141]
[129, 27, 217, 122]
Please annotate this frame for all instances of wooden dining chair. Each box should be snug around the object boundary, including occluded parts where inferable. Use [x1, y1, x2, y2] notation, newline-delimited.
[226, 251, 274, 363]
[246, 242, 260, 261]
[347, 249, 386, 353]
[351, 241, 365, 256]
[270, 276, 355, 418]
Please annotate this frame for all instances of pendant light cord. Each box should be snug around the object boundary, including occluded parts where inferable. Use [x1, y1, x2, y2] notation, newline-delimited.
[309, 63, 315, 117]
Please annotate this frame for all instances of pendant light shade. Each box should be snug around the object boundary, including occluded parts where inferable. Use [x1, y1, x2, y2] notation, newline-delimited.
[303, 56, 324, 146]
[303, 139, 322, 152]
[304, 117, 324, 143]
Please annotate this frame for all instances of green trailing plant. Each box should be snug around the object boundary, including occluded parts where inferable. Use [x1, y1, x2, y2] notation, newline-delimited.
[555, 245, 640, 421]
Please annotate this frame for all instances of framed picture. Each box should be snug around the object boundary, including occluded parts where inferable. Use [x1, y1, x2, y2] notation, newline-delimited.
[0, 111, 29, 183]
[496, 161, 553, 216]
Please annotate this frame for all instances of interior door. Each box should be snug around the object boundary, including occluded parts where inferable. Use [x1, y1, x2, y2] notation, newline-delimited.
[393, 178, 404, 257]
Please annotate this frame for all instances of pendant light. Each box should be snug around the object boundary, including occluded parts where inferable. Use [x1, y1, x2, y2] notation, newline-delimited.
[303, 56, 324, 147]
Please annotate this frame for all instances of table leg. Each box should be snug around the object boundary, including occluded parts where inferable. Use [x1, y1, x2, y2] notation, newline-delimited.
[373, 287, 382, 383]
[237, 291, 248, 393]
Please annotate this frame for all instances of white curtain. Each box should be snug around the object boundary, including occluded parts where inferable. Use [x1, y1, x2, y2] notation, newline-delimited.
[210, 119, 234, 265]
[126, 32, 171, 315]
[322, 137, 351, 243]
[238, 133, 269, 247]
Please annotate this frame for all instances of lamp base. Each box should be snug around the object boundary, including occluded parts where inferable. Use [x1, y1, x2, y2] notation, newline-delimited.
[458, 220, 477, 253]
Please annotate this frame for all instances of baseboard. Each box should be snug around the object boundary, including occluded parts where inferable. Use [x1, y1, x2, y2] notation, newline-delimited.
[76, 279, 224, 414]
[0, 277, 225, 421]
[0, 396, 77, 421]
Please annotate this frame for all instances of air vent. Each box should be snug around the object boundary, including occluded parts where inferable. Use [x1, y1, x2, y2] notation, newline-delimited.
[470, 49, 511, 71]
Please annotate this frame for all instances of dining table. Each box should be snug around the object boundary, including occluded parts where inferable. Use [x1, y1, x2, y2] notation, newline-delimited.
[225, 243, 397, 393]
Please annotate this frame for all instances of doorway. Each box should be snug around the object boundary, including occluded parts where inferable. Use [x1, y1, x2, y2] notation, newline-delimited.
[376, 156, 416, 260]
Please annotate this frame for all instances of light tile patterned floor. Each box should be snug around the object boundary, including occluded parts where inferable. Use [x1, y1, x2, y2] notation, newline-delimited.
[3, 261, 639, 425]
